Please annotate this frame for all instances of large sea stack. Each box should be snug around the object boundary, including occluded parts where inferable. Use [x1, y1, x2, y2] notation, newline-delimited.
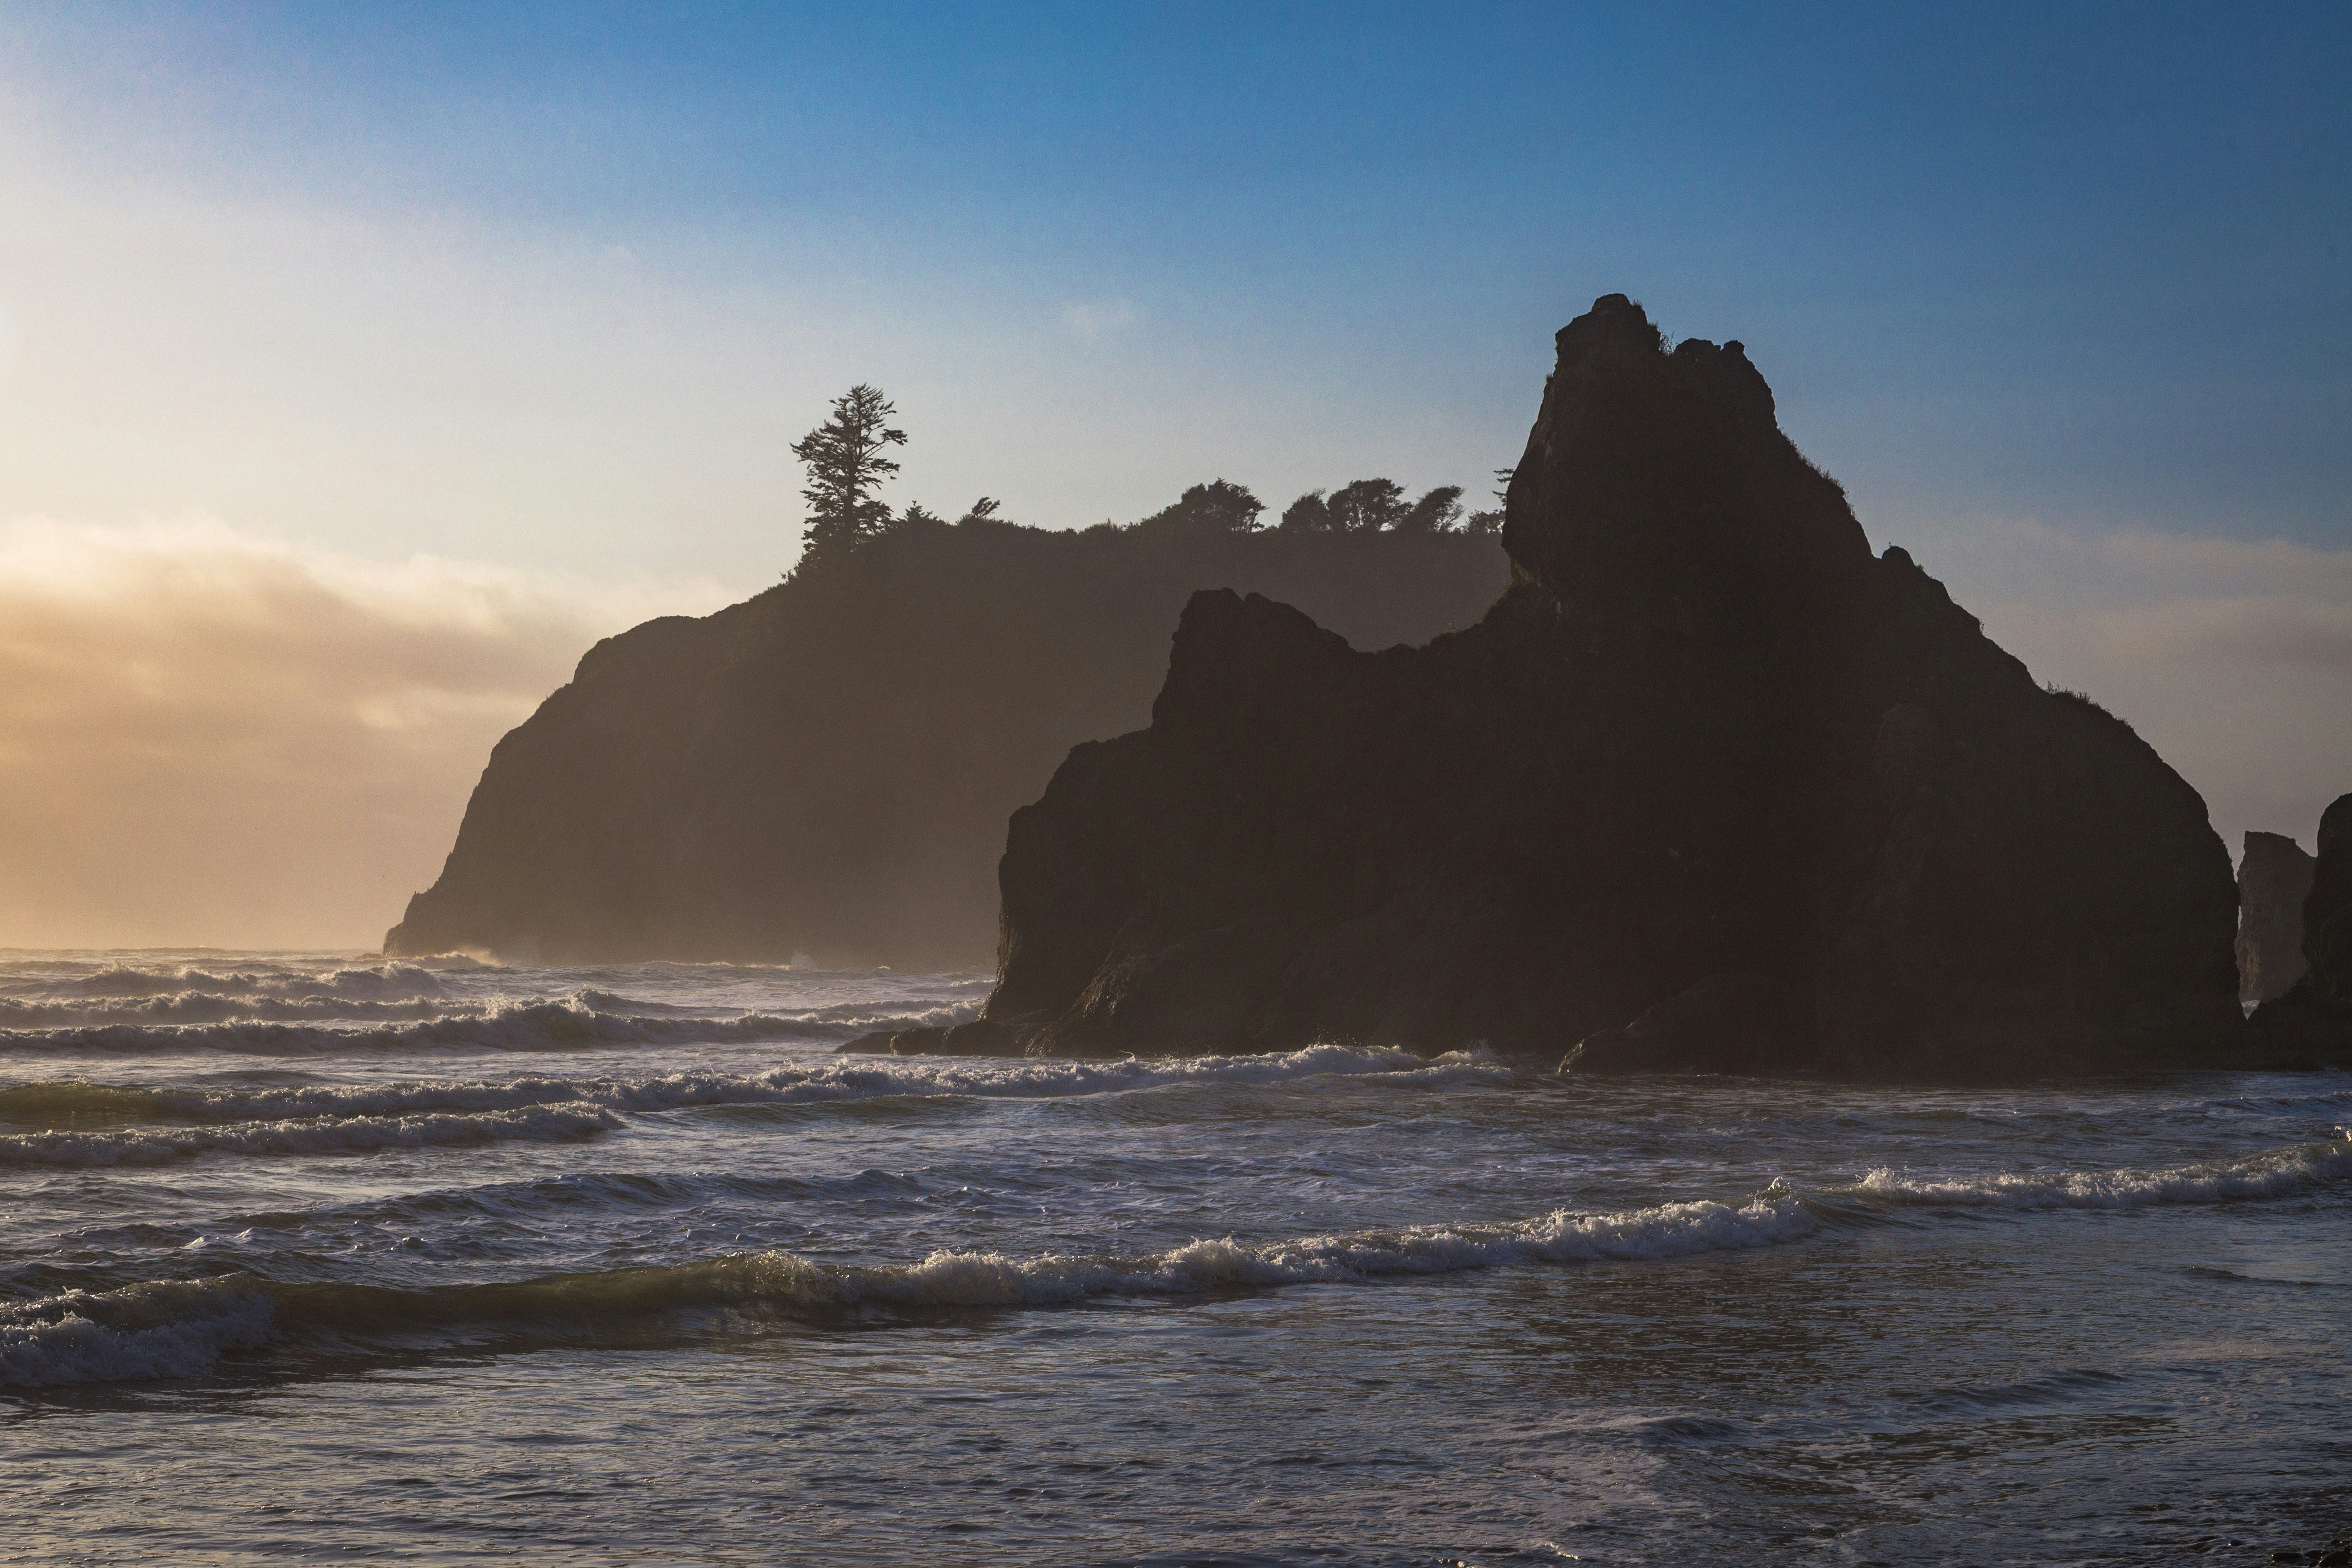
[897, 296, 2243, 1074]
[384, 519, 1505, 967]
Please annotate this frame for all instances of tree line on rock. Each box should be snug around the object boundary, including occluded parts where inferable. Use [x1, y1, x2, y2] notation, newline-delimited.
[383, 390, 1509, 970]
[788, 384, 1501, 573]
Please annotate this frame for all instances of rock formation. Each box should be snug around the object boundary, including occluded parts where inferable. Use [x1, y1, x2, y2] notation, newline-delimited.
[2237, 831, 2315, 1004]
[2302, 793, 2352, 1013]
[869, 296, 2245, 1075]
[383, 520, 1506, 966]
[2250, 792, 2352, 1061]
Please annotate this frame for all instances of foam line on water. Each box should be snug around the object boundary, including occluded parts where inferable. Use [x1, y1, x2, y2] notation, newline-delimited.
[0, 998, 978, 1056]
[13, 1136, 2346, 1387]
[0, 985, 706, 1030]
[0, 1104, 622, 1168]
[1846, 1134, 2352, 1210]
[0, 1045, 1509, 1128]
[0, 1191, 1814, 1387]
[17, 963, 452, 1002]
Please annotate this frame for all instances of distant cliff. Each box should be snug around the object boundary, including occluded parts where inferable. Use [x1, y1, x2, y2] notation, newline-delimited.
[887, 296, 2245, 1075]
[2237, 831, 2314, 1004]
[384, 517, 1508, 966]
[2250, 792, 2352, 1061]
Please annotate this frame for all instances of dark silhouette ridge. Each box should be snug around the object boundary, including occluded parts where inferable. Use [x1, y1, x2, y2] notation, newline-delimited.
[874, 295, 2247, 1076]
[382, 518, 1508, 967]
[2309, 793, 2352, 1009]
[2237, 831, 2314, 1004]
[2250, 792, 2352, 1061]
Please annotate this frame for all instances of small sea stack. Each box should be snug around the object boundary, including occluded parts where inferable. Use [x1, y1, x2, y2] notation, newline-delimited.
[871, 296, 2247, 1076]
[2238, 830, 2316, 1004]
[2251, 792, 2352, 1063]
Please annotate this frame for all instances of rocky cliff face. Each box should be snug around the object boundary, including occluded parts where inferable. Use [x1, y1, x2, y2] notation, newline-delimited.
[2237, 831, 2315, 1004]
[383, 522, 1507, 966]
[2304, 793, 2352, 1014]
[900, 296, 2243, 1074]
[2250, 793, 2352, 1060]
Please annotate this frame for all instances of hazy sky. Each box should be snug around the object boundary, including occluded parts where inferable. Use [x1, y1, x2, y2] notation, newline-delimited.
[1, 2, 2347, 947]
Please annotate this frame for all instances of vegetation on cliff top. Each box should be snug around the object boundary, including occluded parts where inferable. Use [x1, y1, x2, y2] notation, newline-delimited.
[383, 396, 1511, 967]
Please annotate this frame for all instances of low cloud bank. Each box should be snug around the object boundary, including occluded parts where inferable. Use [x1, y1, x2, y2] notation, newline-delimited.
[1897, 520, 2352, 857]
[0, 517, 732, 949]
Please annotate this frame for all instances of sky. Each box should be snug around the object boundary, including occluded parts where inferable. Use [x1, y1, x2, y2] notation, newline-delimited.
[0, 1, 2347, 948]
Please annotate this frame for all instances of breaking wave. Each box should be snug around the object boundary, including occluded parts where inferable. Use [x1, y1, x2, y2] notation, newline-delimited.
[9, 1131, 2348, 1388]
[1, 1278, 277, 1389]
[1847, 1135, 2352, 1210]
[30, 963, 453, 1003]
[0, 1044, 1505, 1130]
[0, 1191, 1812, 1387]
[0, 997, 978, 1057]
[0, 985, 710, 1030]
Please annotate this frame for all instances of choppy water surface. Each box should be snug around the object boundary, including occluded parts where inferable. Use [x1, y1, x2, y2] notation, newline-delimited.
[1, 951, 2345, 1565]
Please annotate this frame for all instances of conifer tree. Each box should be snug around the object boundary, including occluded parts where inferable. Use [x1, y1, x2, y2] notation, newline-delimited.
[790, 385, 907, 566]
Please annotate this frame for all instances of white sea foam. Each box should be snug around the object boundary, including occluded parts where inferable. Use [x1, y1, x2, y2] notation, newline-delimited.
[49, 963, 453, 1002]
[10, 1128, 2347, 1387]
[782, 1042, 1510, 1102]
[0, 983, 710, 1030]
[0, 1192, 1812, 1386]
[760, 1193, 1821, 1312]
[0, 1045, 1508, 1130]
[0, 996, 978, 1056]
[1850, 1136, 2352, 1210]
[0, 1104, 622, 1168]
[0, 993, 479, 1027]
[0, 1278, 276, 1388]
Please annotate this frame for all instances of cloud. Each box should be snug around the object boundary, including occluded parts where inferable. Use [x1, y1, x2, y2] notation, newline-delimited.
[0, 516, 731, 949]
[2091, 596, 2352, 671]
[1061, 299, 1139, 338]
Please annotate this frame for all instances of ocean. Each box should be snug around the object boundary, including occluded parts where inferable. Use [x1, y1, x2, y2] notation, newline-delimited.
[1, 950, 2345, 1565]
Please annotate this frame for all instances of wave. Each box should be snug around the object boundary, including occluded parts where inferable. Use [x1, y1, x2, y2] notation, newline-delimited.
[0, 1104, 622, 1169]
[0, 993, 482, 1028]
[0, 984, 705, 1031]
[11, 1132, 2350, 1387]
[0, 1191, 1812, 1388]
[1847, 1135, 2352, 1211]
[1, 1278, 276, 1389]
[0, 1044, 1508, 1131]
[770, 1042, 1511, 1101]
[27, 962, 453, 1003]
[0, 997, 979, 1057]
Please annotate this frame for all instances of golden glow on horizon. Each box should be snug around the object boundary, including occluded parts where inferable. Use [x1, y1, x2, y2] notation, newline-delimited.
[0, 516, 727, 949]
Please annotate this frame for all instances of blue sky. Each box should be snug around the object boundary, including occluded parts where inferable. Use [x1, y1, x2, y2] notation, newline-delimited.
[0, 2, 2347, 943]
[6, 1, 2347, 563]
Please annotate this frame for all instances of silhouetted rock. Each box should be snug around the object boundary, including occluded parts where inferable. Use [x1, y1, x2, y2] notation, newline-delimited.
[2305, 793, 2352, 1012]
[954, 296, 2244, 1076]
[384, 521, 1506, 966]
[2238, 831, 2315, 1004]
[2250, 792, 2352, 1062]
[1565, 973, 1777, 1074]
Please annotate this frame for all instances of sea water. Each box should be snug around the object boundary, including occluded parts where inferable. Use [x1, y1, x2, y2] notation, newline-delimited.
[1, 950, 2345, 1565]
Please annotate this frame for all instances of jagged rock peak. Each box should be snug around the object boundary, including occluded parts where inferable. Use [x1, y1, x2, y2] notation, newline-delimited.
[1500, 294, 1871, 655]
